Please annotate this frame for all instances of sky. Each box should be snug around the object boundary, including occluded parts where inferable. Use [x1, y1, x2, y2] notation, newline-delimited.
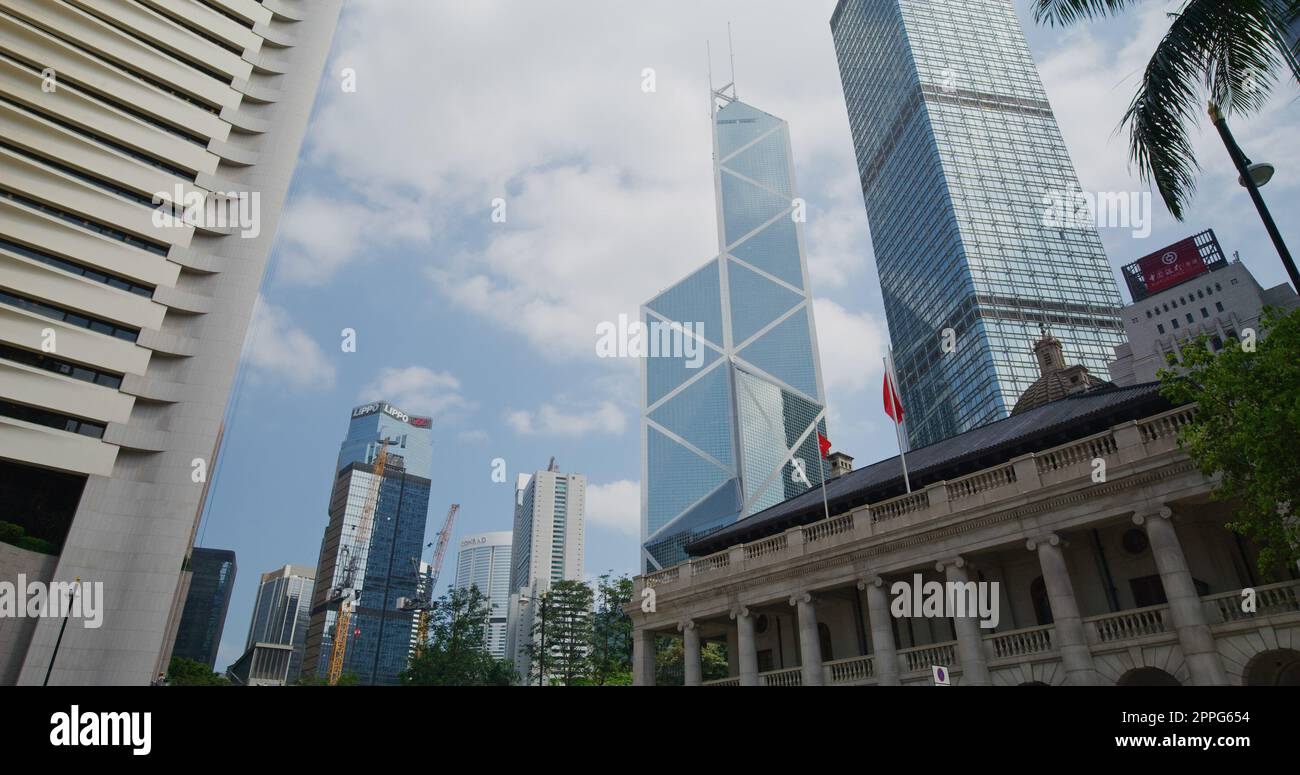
[197, 0, 1300, 671]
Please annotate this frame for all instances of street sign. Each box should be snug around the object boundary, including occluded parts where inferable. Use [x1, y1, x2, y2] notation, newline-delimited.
[932, 665, 950, 686]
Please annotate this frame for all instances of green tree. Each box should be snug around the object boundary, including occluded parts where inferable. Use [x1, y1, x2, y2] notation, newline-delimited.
[400, 585, 515, 686]
[165, 657, 229, 686]
[589, 572, 634, 685]
[294, 671, 359, 686]
[654, 636, 730, 684]
[1159, 306, 1300, 575]
[528, 579, 593, 686]
[1034, 0, 1300, 219]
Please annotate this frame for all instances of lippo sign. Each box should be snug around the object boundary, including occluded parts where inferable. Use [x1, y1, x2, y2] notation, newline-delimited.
[1136, 236, 1207, 294]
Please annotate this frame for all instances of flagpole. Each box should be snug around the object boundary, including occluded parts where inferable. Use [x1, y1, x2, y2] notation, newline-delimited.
[884, 352, 912, 493]
[816, 439, 832, 521]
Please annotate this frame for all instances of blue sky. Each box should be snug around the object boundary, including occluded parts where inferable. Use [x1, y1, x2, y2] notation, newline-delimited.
[198, 0, 1300, 671]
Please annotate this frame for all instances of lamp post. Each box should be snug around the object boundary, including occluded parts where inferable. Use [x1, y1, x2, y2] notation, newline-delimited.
[1208, 101, 1299, 292]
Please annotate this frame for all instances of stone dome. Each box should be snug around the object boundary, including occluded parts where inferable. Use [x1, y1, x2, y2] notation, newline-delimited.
[1010, 328, 1112, 416]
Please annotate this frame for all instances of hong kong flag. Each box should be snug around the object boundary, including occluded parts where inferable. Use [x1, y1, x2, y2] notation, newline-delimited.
[883, 371, 904, 424]
[817, 431, 831, 458]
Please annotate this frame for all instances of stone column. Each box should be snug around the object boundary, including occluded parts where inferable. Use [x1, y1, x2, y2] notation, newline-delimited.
[632, 628, 655, 686]
[862, 577, 900, 686]
[790, 593, 824, 686]
[731, 607, 758, 686]
[1027, 534, 1099, 685]
[1136, 507, 1229, 685]
[939, 558, 990, 685]
[681, 620, 702, 686]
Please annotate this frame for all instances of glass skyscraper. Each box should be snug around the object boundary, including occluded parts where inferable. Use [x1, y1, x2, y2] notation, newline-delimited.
[452, 531, 512, 659]
[172, 548, 237, 669]
[831, 0, 1126, 448]
[240, 564, 315, 683]
[302, 402, 432, 685]
[640, 91, 828, 572]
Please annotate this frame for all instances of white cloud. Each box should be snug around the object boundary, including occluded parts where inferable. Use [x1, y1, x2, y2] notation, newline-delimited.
[358, 366, 469, 416]
[285, 0, 861, 360]
[811, 297, 888, 399]
[585, 479, 640, 537]
[505, 401, 627, 436]
[244, 297, 336, 388]
[457, 429, 489, 443]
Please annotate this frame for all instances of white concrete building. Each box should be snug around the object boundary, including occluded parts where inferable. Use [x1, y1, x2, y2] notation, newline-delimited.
[631, 337, 1300, 686]
[0, 0, 341, 685]
[452, 531, 512, 660]
[1108, 230, 1298, 386]
[505, 461, 586, 681]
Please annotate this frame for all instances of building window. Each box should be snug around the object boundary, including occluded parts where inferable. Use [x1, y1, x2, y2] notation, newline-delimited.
[1216, 301, 1224, 312]
[1157, 323, 1165, 334]
[1172, 318, 1180, 329]
[1186, 313, 1194, 324]
[1201, 307, 1209, 318]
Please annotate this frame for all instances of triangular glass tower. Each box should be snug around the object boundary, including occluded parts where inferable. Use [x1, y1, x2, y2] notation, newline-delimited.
[640, 91, 827, 571]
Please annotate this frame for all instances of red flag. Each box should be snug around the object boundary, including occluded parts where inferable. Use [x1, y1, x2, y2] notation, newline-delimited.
[817, 432, 831, 458]
[883, 371, 904, 424]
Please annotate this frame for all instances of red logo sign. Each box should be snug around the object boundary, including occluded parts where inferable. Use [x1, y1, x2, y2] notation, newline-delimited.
[1137, 236, 1206, 294]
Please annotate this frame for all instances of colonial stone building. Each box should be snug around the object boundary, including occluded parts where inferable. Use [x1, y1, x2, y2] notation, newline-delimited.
[629, 338, 1300, 686]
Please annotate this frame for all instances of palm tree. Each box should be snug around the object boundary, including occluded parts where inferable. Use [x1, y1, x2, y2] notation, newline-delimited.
[1034, 0, 1300, 220]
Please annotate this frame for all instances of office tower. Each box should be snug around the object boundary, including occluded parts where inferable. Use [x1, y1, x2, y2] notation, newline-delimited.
[830, 0, 1127, 449]
[172, 547, 236, 669]
[1108, 230, 1299, 385]
[505, 462, 585, 680]
[302, 402, 433, 685]
[0, 2, 342, 685]
[452, 531, 512, 660]
[639, 88, 829, 572]
[231, 564, 314, 684]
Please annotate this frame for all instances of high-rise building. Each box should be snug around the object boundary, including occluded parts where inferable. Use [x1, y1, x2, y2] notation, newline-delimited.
[505, 461, 585, 680]
[1108, 230, 1299, 386]
[0, 2, 341, 684]
[830, 0, 1127, 449]
[452, 531, 512, 660]
[230, 564, 314, 685]
[639, 88, 829, 572]
[171, 547, 236, 669]
[302, 402, 433, 685]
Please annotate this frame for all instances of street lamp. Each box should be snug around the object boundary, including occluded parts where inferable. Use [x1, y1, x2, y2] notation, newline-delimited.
[1208, 101, 1299, 292]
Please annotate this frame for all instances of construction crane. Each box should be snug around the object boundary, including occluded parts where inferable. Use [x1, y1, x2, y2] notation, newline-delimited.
[399, 503, 459, 658]
[326, 437, 396, 685]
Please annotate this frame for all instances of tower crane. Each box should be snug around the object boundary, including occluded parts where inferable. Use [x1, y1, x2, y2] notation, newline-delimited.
[326, 437, 395, 685]
[399, 503, 459, 657]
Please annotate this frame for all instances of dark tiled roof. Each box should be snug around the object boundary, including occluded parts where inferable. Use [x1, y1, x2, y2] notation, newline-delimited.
[685, 381, 1174, 557]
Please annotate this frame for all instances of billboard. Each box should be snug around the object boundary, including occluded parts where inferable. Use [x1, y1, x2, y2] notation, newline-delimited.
[1134, 236, 1208, 295]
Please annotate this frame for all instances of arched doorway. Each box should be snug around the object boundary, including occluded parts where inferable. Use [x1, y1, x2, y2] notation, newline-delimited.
[1117, 667, 1181, 686]
[1244, 649, 1300, 686]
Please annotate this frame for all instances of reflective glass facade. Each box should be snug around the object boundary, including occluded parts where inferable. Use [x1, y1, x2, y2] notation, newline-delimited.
[173, 548, 237, 669]
[831, 0, 1126, 448]
[640, 97, 828, 571]
[243, 565, 315, 683]
[303, 403, 433, 685]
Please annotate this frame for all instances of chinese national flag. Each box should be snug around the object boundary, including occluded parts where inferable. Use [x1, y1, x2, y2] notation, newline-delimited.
[817, 432, 831, 458]
[883, 371, 904, 424]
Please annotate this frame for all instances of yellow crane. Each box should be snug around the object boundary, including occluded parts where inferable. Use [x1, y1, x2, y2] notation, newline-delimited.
[327, 438, 395, 685]
[402, 503, 459, 659]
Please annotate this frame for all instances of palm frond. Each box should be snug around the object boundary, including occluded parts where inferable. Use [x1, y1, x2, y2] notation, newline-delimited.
[1034, 0, 1142, 27]
[1123, 0, 1286, 219]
